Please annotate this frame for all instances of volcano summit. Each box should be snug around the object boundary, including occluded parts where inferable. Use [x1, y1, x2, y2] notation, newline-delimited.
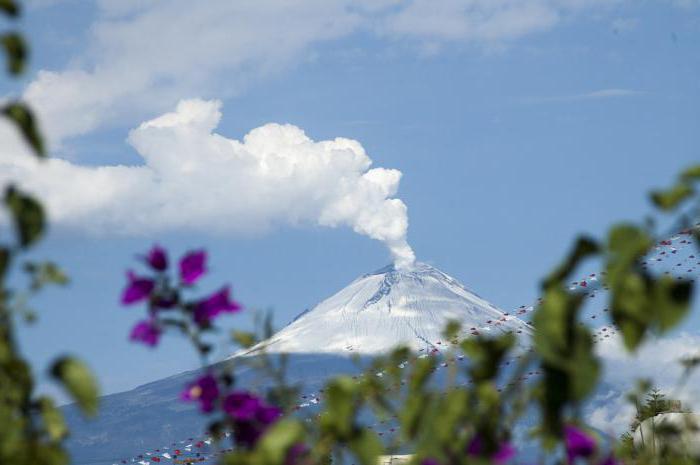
[65, 262, 532, 464]
[241, 262, 532, 355]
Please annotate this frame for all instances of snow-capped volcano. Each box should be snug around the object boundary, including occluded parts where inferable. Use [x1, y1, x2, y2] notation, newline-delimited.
[241, 262, 532, 355]
[65, 262, 534, 464]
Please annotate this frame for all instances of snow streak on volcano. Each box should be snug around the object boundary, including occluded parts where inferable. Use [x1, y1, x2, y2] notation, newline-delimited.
[240, 262, 532, 356]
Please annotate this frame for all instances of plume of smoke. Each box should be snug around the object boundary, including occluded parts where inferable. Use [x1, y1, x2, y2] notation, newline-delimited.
[0, 99, 415, 267]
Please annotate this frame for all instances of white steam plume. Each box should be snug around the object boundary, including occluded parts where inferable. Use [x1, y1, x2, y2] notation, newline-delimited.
[0, 99, 415, 267]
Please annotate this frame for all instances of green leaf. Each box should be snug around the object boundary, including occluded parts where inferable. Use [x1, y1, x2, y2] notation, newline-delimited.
[4, 185, 45, 248]
[652, 276, 693, 332]
[442, 320, 461, 340]
[349, 428, 383, 465]
[650, 183, 694, 211]
[606, 224, 652, 284]
[231, 330, 256, 348]
[0, 247, 9, 281]
[1, 32, 27, 75]
[461, 333, 514, 383]
[0, 0, 19, 17]
[680, 164, 700, 181]
[3, 102, 45, 157]
[37, 396, 68, 441]
[409, 357, 436, 392]
[543, 236, 599, 288]
[320, 376, 357, 438]
[257, 419, 304, 465]
[24, 261, 69, 290]
[50, 357, 99, 416]
[533, 286, 584, 367]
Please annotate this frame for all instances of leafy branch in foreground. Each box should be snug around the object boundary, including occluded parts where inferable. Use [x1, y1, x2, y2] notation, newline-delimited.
[1, 3, 98, 464]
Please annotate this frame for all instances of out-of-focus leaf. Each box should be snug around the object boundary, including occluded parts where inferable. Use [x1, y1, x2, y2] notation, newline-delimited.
[0, 247, 9, 280]
[29, 443, 70, 465]
[533, 286, 584, 367]
[4, 185, 45, 248]
[652, 276, 693, 332]
[442, 320, 461, 340]
[50, 357, 99, 416]
[37, 397, 68, 441]
[0, 0, 19, 17]
[3, 102, 45, 157]
[1, 32, 27, 75]
[400, 392, 431, 439]
[610, 272, 650, 351]
[409, 357, 435, 392]
[650, 183, 694, 211]
[25, 261, 69, 291]
[231, 330, 256, 348]
[320, 376, 357, 438]
[257, 419, 304, 465]
[680, 164, 700, 181]
[461, 333, 514, 383]
[543, 236, 599, 288]
[608, 225, 652, 266]
[349, 428, 383, 465]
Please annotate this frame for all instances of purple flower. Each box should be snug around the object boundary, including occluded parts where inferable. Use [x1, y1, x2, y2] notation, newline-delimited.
[421, 459, 440, 465]
[181, 374, 219, 413]
[285, 443, 308, 465]
[144, 245, 168, 271]
[234, 420, 263, 448]
[564, 425, 596, 463]
[226, 394, 282, 448]
[467, 435, 516, 464]
[223, 391, 262, 420]
[599, 455, 621, 465]
[129, 319, 160, 347]
[492, 443, 516, 464]
[194, 286, 242, 325]
[180, 250, 207, 285]
[121, 271, 155, 305]
[467, 435, 484, 455]
[256, 404, 282, 425]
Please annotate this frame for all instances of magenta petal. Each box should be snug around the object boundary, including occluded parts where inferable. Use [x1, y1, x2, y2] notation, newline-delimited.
[467, 435, 483, 456]
[564, 425, 596, 463]
[181, 374, 220, 413]
[493, 443, 516, 464]
[234, 420, 262, 448]
[121, 271, 155, 305]
[599, 455, 621, 465]
[285, 443, 308, 465]
[129, 320, 160, 346]
[256, 404, 282, 425]
[194, 286, 242, 325]
[145, 245, 168, 271]
[179, 250, 207, 285]
[223, 391, 262, 420]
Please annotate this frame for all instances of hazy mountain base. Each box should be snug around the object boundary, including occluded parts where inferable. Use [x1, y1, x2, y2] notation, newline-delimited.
[63, 352, 615, 465]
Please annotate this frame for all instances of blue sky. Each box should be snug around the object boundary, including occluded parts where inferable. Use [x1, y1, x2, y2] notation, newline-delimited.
[1, 0, 699, 399]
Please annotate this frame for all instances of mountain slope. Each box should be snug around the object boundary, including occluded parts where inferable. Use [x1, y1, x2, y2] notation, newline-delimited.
[65, 262, 533, 464]
[241, 262, 532, 355]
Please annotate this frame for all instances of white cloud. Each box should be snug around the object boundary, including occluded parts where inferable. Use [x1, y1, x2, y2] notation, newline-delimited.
[381, 0, 562, 42]
[522, 88, 643, 104]
[24, 0, 363, 145]
[0, 99, 415, 267]
[588, 332, 700, 434]
[22, 0, 655, 147]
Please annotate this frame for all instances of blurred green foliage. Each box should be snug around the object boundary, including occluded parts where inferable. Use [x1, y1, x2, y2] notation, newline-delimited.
[1, 1, 699, 465]
[0, 3, 98, 465]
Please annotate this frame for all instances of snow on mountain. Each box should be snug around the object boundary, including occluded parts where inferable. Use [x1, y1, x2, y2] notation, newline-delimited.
[65, 262, 535, 464]
[239, 262, 532, 356]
